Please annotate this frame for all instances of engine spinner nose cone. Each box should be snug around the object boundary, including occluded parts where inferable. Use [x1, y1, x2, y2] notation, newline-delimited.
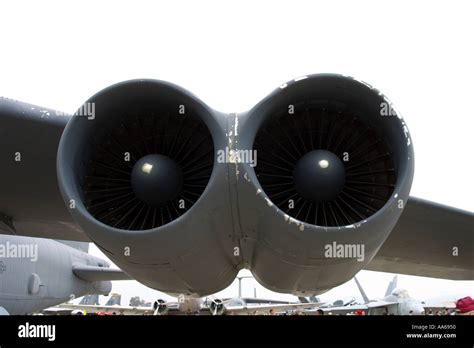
[293, 150, 346, 202]
[131, 154, 183, 207]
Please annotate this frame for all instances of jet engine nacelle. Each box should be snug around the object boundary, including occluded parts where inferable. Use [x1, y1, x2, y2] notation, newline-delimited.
[57, 74, 414, 296]
[153, 299, 169, 315]
[209, 298, 226, 316]
[234, 74, 414, 295]
[57, 80, 239, 296]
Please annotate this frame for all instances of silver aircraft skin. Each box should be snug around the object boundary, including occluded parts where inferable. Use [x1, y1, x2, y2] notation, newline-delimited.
[50, 294, 321, 316]
[0, 234, 130, 315]
[310, 276, 424, 315]
[352, 276, 424, 315]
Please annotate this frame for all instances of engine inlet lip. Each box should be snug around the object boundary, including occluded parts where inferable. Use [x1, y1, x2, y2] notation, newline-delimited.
[57, 79, 220, 236]
[245, 73, 415, 229]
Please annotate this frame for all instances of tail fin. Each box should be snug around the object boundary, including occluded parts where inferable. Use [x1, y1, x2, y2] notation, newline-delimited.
[105, 293, 122, 306]
[384, 275, 398, 297]
[80, 294, 100, 305]
[298, 295, 320, 303]
[354, 277, 370, 304]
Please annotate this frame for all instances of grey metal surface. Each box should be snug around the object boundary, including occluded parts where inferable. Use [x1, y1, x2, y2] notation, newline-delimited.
[0, 74, 472, 299]
[57, 79, 240, 296]
[232, 75, 415, 294]
[72, 265, 132, 282]
[366, 196, 474, 279]
[0, 97, 88, 242]
[0, 234, 125, 314]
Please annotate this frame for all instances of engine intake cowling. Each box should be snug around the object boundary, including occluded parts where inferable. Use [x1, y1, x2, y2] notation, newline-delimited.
[153, 299, 169, 315]
[57, 79, 238, 296]
[235, 74, 414, 295]
[68, 80, 213, 231]
[56, 75, 415, 297]
[209, 298, 226, 316]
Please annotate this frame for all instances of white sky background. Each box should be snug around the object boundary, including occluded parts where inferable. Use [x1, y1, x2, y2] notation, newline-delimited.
[1, 0, 473, 305]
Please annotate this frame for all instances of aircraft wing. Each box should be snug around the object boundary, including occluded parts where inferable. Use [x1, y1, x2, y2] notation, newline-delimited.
[72, 265, 132, 281]
[0, 98, 88, 242]
[223, 302, 323, 315]
[40, 307, 78, 315]
[317, 302, 399, 315]
[366, 197, 474, 280]
[48, 303, 154, 315]
[365, 301, 398, 309]
[316, 304, 368, 314]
